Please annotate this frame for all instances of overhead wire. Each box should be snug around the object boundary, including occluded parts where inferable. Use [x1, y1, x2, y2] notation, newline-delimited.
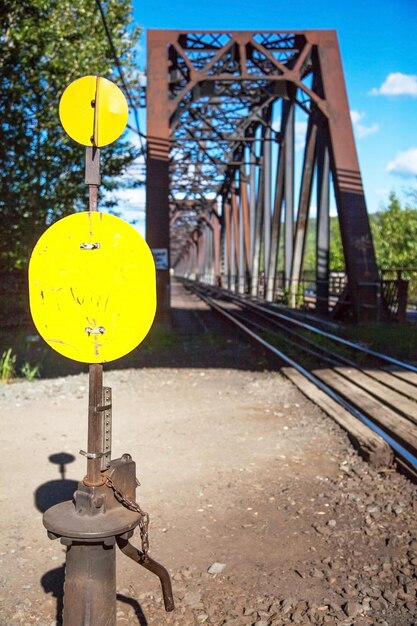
[94, 0, 147, 158]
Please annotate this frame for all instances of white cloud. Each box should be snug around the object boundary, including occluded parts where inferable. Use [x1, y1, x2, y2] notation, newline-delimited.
[271, 117, 281, 132]
[386, 147, 417, 178]
[374, 187, 390, 198]
[295, 120, 308, 151]
[370, 72, 417, 96]
[350, 110, 379, 139]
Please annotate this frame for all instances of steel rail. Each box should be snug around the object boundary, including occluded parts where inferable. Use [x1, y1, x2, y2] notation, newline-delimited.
[190, 282, 417, 374]
[230, 305, 417, 425]
[192, 287, 417, 472]
[231, 300, 359, 369]
[231, 307, 350, 369]
[244, 297, 417, 373]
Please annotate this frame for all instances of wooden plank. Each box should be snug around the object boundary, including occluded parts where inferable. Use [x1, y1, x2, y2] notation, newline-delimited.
[282, 367, 393, 467]
[364, 368, 417, 402]
[334, 367, 417, 425]
[382, 366, 417, 386]
[313, 368, 417, 454]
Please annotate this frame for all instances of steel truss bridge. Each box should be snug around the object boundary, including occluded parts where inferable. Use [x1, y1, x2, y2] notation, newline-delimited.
[145, 29, 400, 322]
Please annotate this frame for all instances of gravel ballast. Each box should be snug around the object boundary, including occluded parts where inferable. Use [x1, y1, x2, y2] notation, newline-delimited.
[0, 367, 416, 626]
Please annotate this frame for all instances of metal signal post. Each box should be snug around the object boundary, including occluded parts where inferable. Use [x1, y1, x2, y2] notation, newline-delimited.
[85, 145, 105, 489]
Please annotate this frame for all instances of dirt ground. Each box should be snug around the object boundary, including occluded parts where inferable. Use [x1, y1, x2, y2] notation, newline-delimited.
[0, 285, 416, 626]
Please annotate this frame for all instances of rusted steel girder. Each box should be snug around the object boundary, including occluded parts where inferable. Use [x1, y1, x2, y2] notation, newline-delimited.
[146, 31, 171, 320]
[147, 29, 382, 321]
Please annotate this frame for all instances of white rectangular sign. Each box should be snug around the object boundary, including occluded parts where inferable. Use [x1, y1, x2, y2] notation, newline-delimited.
[151, 248, 169, 270]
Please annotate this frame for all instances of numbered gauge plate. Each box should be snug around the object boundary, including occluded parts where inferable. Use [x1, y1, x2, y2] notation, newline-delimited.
[29, 212, 156, 364]
[59, 75, 128, 147]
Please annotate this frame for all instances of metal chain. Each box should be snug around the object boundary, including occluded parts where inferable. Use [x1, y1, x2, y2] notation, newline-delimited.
[105, 476, 150, 556]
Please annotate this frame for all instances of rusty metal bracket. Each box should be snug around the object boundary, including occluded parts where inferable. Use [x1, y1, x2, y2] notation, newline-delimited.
[79, 449, 104, 459]
[116, 536, 175, 612]
[100, 387, 112, 470]
[80, 242, 101, 250]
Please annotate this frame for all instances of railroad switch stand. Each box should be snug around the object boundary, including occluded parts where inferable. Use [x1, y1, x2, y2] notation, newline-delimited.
[39, 302, 174, 625]
[43, 430, 174, 623]
[28, 76, 173, 624]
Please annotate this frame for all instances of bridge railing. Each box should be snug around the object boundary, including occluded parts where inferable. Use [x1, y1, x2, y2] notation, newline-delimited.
[201, 269, 411, 322]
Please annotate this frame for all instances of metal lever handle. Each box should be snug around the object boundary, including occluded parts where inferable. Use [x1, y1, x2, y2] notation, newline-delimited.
[116, 537, 175, 612]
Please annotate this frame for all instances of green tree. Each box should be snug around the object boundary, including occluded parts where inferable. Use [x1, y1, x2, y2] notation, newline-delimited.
[372, 191, 417, 269]
[0, 0, 141, 270]
[329, 216, 344, 271]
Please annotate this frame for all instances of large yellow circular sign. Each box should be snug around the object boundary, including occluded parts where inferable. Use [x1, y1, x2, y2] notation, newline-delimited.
[59, 76, 128, 147]
[29, 212, 156, 363]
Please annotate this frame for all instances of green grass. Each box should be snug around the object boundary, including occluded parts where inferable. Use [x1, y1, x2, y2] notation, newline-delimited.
[342, 323, 417, 363]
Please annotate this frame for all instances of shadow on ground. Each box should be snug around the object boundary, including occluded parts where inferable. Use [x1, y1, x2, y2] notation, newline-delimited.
[34, 453, 78, 513]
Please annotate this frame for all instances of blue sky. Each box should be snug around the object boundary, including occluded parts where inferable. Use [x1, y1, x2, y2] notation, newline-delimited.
[118, 0, 417, 229]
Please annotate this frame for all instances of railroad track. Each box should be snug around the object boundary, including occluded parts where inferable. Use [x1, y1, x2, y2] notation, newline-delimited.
[181, 279, 417, 481]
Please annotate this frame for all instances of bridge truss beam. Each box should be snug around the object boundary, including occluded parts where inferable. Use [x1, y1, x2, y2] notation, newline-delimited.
[146, 29, 382, 321]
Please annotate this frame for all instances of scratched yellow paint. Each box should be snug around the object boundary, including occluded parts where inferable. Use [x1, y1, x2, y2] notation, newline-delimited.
[29, 212, 156, 363]
[59, 75, 128, 147]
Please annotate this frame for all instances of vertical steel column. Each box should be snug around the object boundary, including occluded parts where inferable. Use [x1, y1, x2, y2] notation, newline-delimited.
[193, 238, 199, 280]
[197, 231, 204, 281]
[314, 30, 379, 320]
[263, 107, 272, 296]
[230, 194, 237, 292]
[249, 143, 257, 286]
[186, 244, 192, 279]
[289, 120, 318, 307]
[316, 128, 330, 316]
[240, 168, 251, 289]
[251, 129, 264, 297]
[284, 102, 295, 291]
[207, 223, 213, 284]
[200, 227, 205, 282]
[251, 166, 264, 297]
[266, 137, 285, 302]
[146, 31, 171, 320]
[212, 213, 221, 286]
[202, 225, 207, 283]
[206, 223, 212, 284]
[235, 182, 245, 294]
[224, 200, 232, 289]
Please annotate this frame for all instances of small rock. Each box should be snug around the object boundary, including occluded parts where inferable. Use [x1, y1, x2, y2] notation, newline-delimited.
[281, 599, 293, 615]
[207, 562, 226, 574]
[243, 607, 255, 616]
[343, 601, 362, 617]
[382, 590, 396, 604]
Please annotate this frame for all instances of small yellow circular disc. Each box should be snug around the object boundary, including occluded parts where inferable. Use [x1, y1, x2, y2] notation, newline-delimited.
[29, 212, 156, 363]
[59, 75, 128, 147]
